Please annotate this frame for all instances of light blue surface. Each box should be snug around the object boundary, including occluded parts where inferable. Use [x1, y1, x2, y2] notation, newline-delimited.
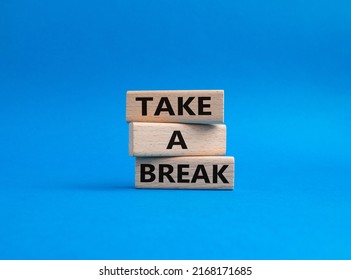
[1, 0, 351, 259]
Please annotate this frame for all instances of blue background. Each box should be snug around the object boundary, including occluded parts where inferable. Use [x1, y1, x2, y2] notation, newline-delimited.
[1, 0, 351, 259]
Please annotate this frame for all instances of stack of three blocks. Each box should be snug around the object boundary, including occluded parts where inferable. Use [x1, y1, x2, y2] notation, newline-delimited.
[127, 90, 235, 190]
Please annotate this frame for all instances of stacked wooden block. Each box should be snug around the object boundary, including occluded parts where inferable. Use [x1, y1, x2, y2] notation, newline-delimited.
[127, 90, 235, 190]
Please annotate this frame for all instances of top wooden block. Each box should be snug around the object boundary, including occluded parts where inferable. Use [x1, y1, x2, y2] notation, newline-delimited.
[126, 90, 224, 124]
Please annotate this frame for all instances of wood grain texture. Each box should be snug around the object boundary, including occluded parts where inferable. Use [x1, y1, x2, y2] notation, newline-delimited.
[129, 122, 226, 157]
[135, 156, 234, 189]
[126, 90, 224, 124]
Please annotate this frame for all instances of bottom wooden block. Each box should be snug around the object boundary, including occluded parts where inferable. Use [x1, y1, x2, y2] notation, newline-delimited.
[135, 156, 234, 190]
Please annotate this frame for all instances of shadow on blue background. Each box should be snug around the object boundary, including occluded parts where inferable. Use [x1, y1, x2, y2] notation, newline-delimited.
[1, 0, 350, 259]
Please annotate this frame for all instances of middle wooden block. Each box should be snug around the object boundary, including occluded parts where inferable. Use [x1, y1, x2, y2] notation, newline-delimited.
[129, 122, 226, 157]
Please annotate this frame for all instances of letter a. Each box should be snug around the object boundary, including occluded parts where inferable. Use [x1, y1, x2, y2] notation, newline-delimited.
[154, 97, 175, 116]
[166, 130, 188, 149]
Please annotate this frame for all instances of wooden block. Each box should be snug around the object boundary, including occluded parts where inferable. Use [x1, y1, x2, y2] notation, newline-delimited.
[126, 90, 224, 124]
[129, 122, 226, 157]
[135, 156, 234, 189]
